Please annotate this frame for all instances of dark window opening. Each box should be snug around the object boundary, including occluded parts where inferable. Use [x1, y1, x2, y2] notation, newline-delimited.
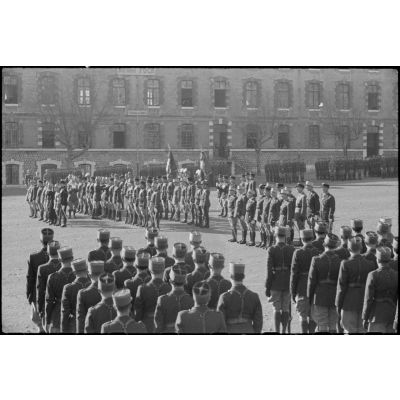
[145, 123, 161, 148]
[277, 81, 290, 109]
[367, 84, 379, 110]
[4, 75, 18, 104]
[113, 123, 126, 148]
[309, 125, 320, 149]
[307, 82, 321, 109]
[5, 122, 19, 147]
[181, 124, 194, 148]
[181, 80, 193, 107]
[337, 83, 350, 110]
[40, 75, 56, 105]
[245, 81, 258, 108]
[278, 125, 290, 149]
[246, 124, 259, 148]
[112, 78, 126, 106]
[77, 78, 90, 105]
[146, 79, 160, 106]
[42, 123, 55, 148]
[214, 80, 227, 108]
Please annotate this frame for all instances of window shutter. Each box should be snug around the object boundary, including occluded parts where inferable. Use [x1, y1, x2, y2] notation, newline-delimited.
[288, 81, 293, 108]
[177, 79, 182, 107]
[256, 80, 262, 108]
[192, 79, 198, 107]
[159, 78, 164, 106]
[18, 121, 24, 147]
[143, 80, 148, 106]
[124, 78, 129, 105]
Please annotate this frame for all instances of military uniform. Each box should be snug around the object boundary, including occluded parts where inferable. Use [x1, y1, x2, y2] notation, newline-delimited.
[84, 273, 117, 333]
[113, 246, 137, 289]
[290, 230, 320, 333]
[307, 235, 341, 332]
[206, 253, 231, 309]
[235, 190, 248, 244]
[305, 182, 320, 230]
[87, 229, 112, 262]
[177, 282, 227, 334]
[362, 247, 398, 333]
[218, 263, 263, 333]
[45, 247, 75, 332]
[336, 239, 376, 333]
[76, 280, 102, 333]
[134, 257, 171, 333]
[351, 219, 367, 254]
[185, 246, 210, 295]
[60, 259, 90, 333]
[320, 184, 335, 233]
[154, 265, 194, 333]
[36, 241, 61, 324]
[245, 191, 257, 246]
[312, 222, 328, 254]
[334, 226, 352, 261]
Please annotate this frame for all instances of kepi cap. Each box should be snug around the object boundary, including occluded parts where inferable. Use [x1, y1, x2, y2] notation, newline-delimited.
[149, 257, 165, 274]
[351, 219, 363, 230]
[155, 236, 168, 250]
[71, 258, 88, 273]
[121, 246, 136, 262]
[109, 237, 123, 250]
[170, 265, 187, 284]
[376, 246, 392, 263]
[47, 240, 60, 256]
[314, 222, 328, 234]
[324, 233, 339, 249]
[98, 273, 116, 292]
[57, 246, 73, 262]
[173, 242, 187, 258]
[229, 262, 245, 275]
[340, 226, 352, 240]
[40, 228, 54, 243]
[97, 229, 110, 242]
[113, 289, 132, 308]
[300, 229, 314, 241]
[89, 261, 105, 276]
[192, 246, 208, 264]
[209, 253, 225, 268]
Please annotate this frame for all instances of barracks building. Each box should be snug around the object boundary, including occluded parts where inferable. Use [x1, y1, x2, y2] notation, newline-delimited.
[2, 67, 398, 185]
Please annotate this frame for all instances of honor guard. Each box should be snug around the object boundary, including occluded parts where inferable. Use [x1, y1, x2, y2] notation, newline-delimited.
[320, 183, 335, 233]
[36, 240, 61, 330]
[87, 229, 112, 262]
[176, 281, 227, 334]
[307, 234, 341, 333]
[235, 185, 248, 245]
[334, 226, 352, 261]
[227, 186, 238, 242]
[290, 229, 320, 334]
[267, 188, 281, 247]
[184, 231, 202, 273]
[134, 257, 171, 333]
[351, 219, 367, 254]
[113, 246, 137, 289]
[295, 183, 307, 231]
[85, 273, 117, 333]
[335, 237, 376, 334]
[206, 253, 232, 310]
[76, 261, 104, 333]
[217, 263, 263, 333]
[260, 184, 272, 249]
[154, 265, 194, 333]
[305, 181, 320, 231]
[171, 178, 181, 221]
[61, 258, 90, 333]
[201, 180, 211, 228]
[105, 237, 123, 273]
[362, 247, 398, 333]
[377, 219, 394, 257]
[245, 189, 257, 246]
[45, 247, 75, 333]
[27, 228, 54, 332]
[124, 252, 151, 305]
[186, 247, 211, 295]
[186, 176, 196, 225]
[144, 228, 158, 257]
[164, 242, 189, 283]
[255, 184, 266, 247]
[101, 289, 147, 334]
[265, 226, 295, 333]
[312, 222, 328, 254]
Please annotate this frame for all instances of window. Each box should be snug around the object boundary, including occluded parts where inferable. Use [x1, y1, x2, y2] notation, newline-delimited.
[3, 75, 18, 104]
[309, 125, 320, 149]
[112, 78, 126, 106]
[181, 80, 193, 107]
[144, 123, 161, 148]
[246, 124, 259, 148]
[307, 82, 321, 109]
[181, 124, 194, 148]
[367, 126, 379, 157]
[6, 164, 19, 185]
[39, 75, 56, 105]
[113, 123, 126, 149]
[276, 81, 290, 109]
[278, 125, 290, 149]
[79, 163, 92, 176]
[367, 83, 379, 110]
[214, 80, 227, 108]
[42, 123, 55, 148]
[78, 125, 89, 148]
[245, 81, 258, 108]
[337, 83, 350, 110]
[146, 79, 160, 106]
[5, 122, 19, 147]
[77, 78, 90, 105]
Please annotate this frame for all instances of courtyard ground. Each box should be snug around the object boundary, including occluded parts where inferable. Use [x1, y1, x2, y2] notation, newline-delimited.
[1, 179, 398, 333]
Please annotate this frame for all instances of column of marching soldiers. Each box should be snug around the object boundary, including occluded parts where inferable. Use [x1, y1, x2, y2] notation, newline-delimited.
[25, 171, 211, 229]
[27, 214, 398, 333]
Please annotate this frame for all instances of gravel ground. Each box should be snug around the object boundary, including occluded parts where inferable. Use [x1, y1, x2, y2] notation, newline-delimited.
[1, 179, 398, 333]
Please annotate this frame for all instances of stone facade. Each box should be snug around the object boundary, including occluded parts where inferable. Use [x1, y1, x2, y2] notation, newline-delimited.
[2, 67, 398, 185]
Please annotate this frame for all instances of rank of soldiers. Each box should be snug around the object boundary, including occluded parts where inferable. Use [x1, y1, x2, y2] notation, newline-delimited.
[315, 155, 398, 181]
[27, 213, 398, 334]
[25, 171, 211, 229]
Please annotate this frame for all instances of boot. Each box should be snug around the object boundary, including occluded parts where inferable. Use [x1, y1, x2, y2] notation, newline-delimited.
[228, 229, 237, 242]
[261, 233, 267, 248]
[255, 232, 263, 247]
[39, 210, 44, 221]
[182, 212, 187, 223]
[247, 231, 255, 246]
[273, 311, 281, 333]
[308, 319, 317, 334]
[239, 230, 247, 244]
[281, 311, 290, 334]
[117, 211, 121, 222]
[301, 320, 309, 334]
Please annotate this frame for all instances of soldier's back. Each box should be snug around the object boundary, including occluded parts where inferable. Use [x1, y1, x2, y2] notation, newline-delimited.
[206, 275, 232, 309]
[176, 307, 227, 333]
[85, 299, 117, 333]
[102, 316, 147, 334]
[113, 267, 136, 290]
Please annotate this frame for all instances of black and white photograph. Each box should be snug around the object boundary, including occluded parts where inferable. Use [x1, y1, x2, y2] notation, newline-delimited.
[1, 2, 398, 400]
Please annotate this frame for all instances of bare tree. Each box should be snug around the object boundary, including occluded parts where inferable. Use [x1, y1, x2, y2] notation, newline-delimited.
[321, 97, 364, 158]
[39, 76, 109, 169]
[245, 93, 278, 175]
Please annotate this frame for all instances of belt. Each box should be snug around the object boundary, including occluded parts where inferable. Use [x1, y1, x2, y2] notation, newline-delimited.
[375, 297, 395, 305]
[320, 279, 336, 285]
[165, 322, 175, 329]
[227, 317, 251, 325]
[144, 312, 155, 318]
[348, 283, 363, 288]
[274, 267, 289, 272]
